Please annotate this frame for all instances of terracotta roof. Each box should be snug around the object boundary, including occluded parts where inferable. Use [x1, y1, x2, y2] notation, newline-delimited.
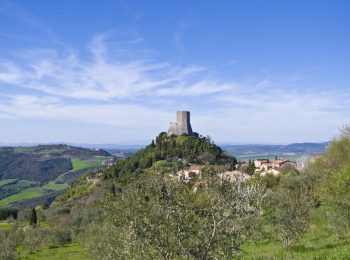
[189, 165, 204, 171]
[273, 159, 289, 164]
[261, 162, 273, 166]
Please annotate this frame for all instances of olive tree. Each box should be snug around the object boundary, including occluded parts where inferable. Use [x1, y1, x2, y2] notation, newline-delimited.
[81, 173, 266, 259]
[268, 185, 313, 246]
[0, 231, 18, 260]
[317, 163, 350, 239]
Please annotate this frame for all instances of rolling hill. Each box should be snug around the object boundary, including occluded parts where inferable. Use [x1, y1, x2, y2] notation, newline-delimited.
[0, 144, 113, 208]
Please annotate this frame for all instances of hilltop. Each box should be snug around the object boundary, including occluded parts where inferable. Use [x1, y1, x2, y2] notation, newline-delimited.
[104, 132, 236, 181]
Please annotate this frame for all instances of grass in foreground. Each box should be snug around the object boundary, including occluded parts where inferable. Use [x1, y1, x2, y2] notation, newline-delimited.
[241, 208, 350, 259]
[17, 243, 91, 260]
[0, 221, 12, 231]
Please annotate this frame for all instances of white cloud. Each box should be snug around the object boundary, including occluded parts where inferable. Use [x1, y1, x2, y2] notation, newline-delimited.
[0, 34, 226, 101]
[156, 81, 235, 97]
[0, 33, 349, 143]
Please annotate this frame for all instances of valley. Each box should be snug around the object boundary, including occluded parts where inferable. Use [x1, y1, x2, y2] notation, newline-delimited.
[0, 145, 113, 208]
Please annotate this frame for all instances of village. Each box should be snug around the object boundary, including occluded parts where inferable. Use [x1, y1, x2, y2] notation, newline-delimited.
[175, 157, 297, 183]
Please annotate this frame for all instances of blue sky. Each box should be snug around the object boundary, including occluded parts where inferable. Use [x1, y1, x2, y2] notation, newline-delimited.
[0, 0, 349, 144]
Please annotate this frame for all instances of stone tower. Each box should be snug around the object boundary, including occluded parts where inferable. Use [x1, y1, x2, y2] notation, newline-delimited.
[167, 111, 193, 136]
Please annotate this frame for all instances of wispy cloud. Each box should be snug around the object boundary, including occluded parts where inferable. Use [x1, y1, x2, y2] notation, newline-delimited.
[0, 31, 349, 143]
[0, 33, 232, 101]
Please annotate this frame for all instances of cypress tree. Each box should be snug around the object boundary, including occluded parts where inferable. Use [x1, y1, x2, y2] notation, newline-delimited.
[29, 208, 37, 228]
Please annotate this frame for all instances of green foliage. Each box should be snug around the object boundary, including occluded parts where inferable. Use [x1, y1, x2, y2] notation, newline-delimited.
[22, 227, 47, 252]
[55, 176, 94, 203]
[325, 138, 350, 170]
[317, 161, 350, 239]
[241, 207, 350, 259]
[80, 173, 265, 259]
[253, 173, 280, 189]
[245, 159, 256, 176]
[267, 184, 314, 246]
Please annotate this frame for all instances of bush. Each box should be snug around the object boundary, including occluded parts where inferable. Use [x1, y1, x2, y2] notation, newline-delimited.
[22, 227, 47, 252]
[0, 231, 18, 260]
[48, 229, 71, 248]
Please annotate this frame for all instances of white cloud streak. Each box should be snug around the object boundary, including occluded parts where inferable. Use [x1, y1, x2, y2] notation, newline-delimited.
[0, 33, 349, 143]
[0, 34, 230, 101]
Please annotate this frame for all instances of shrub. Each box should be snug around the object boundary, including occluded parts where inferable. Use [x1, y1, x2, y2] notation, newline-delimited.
[22, 227, 47, 252]
[0, 231, 18, 260]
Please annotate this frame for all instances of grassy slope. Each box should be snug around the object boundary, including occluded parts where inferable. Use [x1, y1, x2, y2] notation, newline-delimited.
[54, 158, 103, 183]
[17, 243, 91, 260]
[42, 182, 68, 191]
[241, 208, 350, 259]
[0, 188, 44, 207]
[0, 221, 90, 259]
[0, 179, 18, 186]
[3, 180, 37, 190]
[0, 158, 106, 207]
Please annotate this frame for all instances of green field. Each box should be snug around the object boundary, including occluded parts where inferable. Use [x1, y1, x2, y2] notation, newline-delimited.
[53, 158, 104, 184]
[0, 179, 18, 186]
[71, 159, 90, 171]
[42, 182, 68, 191]
[17, 243, 91, 260]
[72, 158, 105, 171]
[3, 180, 37, 190]
[0, 187, 44, 207]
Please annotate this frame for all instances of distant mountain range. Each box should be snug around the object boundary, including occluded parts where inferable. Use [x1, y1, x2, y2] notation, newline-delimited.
[0, 142, 144, 150]
[221, 142, 328, 161]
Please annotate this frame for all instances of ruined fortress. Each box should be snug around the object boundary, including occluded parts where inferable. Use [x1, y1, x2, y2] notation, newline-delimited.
[167, 111, 193, 136]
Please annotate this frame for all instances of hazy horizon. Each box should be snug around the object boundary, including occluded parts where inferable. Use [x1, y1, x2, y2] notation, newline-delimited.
[1, 1, 349, 144]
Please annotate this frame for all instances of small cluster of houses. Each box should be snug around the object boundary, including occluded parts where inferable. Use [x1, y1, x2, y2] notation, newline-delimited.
[177, 164, 251, 183]
[252, 158, 296, 176]
[175, 158, 296, 183]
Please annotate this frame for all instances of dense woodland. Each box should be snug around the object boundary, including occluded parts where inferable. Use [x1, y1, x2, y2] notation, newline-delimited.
[1, 128, 350, 259]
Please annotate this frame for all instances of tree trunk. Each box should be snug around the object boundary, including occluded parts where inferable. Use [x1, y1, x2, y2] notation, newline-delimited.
[284, 233, 289, 247]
